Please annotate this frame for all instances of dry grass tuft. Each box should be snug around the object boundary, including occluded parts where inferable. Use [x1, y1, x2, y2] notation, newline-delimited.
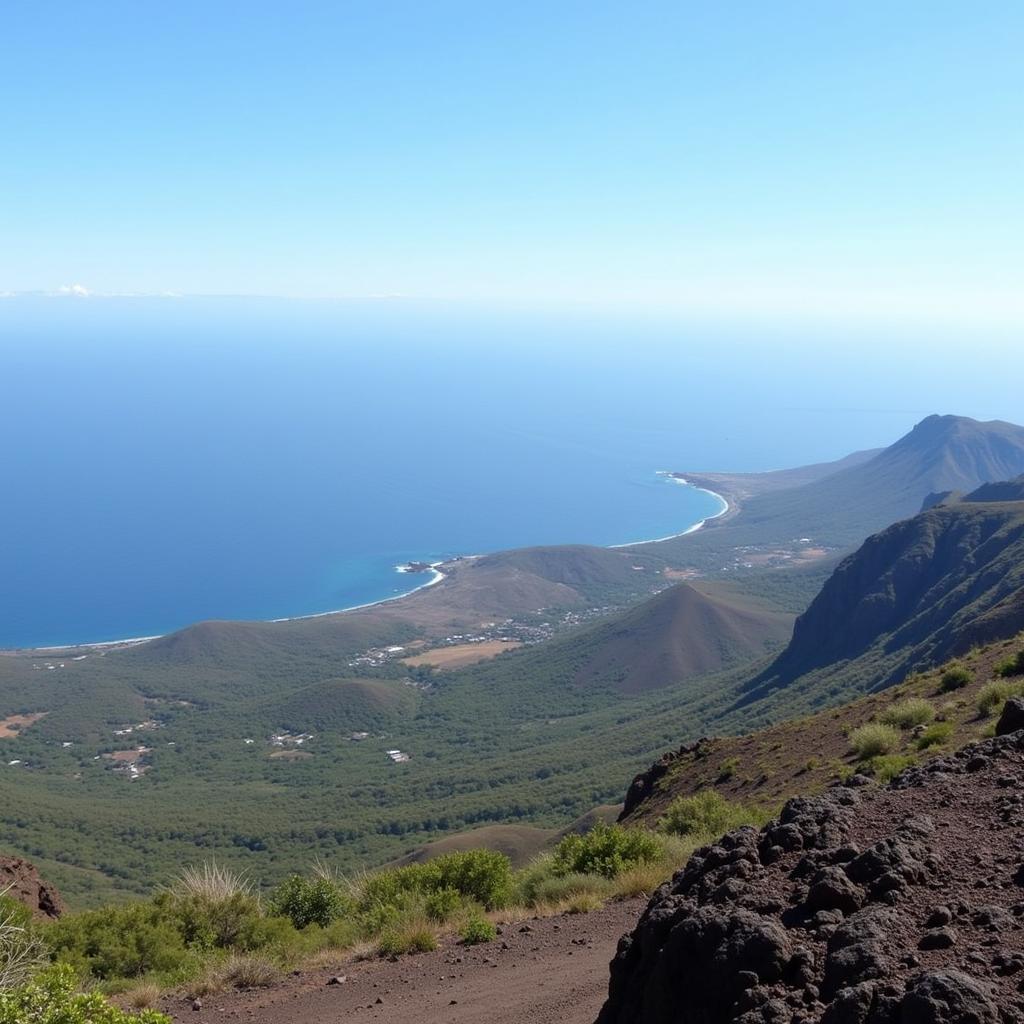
[173, 861, 253, 903]
[0, 889, 47, 989]
[123, 982, 162, 1009]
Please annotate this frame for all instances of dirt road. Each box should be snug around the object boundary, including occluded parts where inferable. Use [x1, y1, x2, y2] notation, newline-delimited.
[163, 898, 643, 1024]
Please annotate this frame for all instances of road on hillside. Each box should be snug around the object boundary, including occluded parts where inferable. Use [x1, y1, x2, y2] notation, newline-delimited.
[160, 898, 643, 1024]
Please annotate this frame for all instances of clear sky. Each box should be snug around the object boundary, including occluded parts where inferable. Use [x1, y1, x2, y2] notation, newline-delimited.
[3, 2, 1023, 324]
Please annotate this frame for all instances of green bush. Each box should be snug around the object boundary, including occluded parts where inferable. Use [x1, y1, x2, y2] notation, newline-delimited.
[848, 722, 900, 759]
[171, 890, 265, 949]
[657, 790, 768, 839]
[879, 698, 935, 729]
[977, 680, 1024, 717]
[47, 902, 194, 981]
[269, 876, 348, 930]
[550, 823, 662, 880]
[916, 721, 954, 750]
[995, 651, 1024, 678]
[717, 757, 740, 781]
[459, 914, 496, 946]
[376, 922, 437, 956]
[423, 887, 461, 922]
[939, 665, 972, 692]
[869, 754, 916, 783]
[516, 868, 612, 907]
[0, 964, 169, 1023]
[358, 850, 513, 913]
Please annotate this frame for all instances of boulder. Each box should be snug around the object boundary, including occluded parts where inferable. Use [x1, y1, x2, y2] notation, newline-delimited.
[995, 696, 1024, 736]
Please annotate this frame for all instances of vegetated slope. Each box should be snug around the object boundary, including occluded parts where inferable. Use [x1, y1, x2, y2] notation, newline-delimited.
[600, 725, 1024, 1024]
[570, 583, 793, 694]
[743, 488, 1024, 705]
[646, 414, 1024, 570]
[619, 633, 1024, 828]
[254, 677, 419, 733]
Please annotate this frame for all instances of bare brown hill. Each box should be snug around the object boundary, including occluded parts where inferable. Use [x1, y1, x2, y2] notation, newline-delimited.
[571, 583, 793, 695]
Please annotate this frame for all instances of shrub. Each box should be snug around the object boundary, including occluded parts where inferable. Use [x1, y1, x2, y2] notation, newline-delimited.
[47, 901, 194, 981]
[879, 698, 935, 730]
[550, 823, 662, 880]
[357, 850, 513, 913]
[269, 875, 347, 930]
[717, 757, 740, 781]
[376, 919, 437, 956]
[171, 890, 265, 949]
[848, 723, 900, 759]
[995, 651, 1024, 678]
[939, 665, 972, 692]
[657, 790, 768, 839]
[459, 914, 496, 946]
[916, 721, 954, 750]
[0, 965, 169, 1024]
[869, 754, 916, 783]
[521, 871, 612, 907]
[423, 887, 461, 923]
[977, 680, 1024, 717]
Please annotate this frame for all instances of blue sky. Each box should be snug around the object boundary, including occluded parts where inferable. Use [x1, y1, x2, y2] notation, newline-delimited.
[3, 2, 1023, 323]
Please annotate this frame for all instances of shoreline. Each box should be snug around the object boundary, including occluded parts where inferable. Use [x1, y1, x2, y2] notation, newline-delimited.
[609, 477, 729, 548]
[3, 479, 728, 655]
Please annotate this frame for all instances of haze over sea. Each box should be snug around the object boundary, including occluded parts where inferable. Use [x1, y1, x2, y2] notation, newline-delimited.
[1, 298, 1019, 649]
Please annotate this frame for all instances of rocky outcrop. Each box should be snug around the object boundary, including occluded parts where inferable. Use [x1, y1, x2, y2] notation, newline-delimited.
[0, 855, 64, 919]
[597, 730, 1024, 1024]
[620, 740, 712, 819]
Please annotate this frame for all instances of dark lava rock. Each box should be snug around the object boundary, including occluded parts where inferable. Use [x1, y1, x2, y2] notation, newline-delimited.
[995, 696, 1024, 737]
[806, 866, 864, 916]
[898, 970, 999, 1023]
[917, 928, 956, 950]
[597, 731, 1024, 1024]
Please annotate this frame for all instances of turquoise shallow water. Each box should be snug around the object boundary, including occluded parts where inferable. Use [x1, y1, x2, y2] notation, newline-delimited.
[1, 298, 975, 648]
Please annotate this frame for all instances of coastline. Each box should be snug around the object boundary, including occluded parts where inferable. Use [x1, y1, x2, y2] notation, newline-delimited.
[4, 478, 728, 655]
[609, 477, 729, 548]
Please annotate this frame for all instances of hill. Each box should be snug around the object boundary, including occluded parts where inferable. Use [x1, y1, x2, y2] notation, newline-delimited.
[620, 633, 1024, 827]
[569, 582, 793, 694]
[743, 486, 1024, 706]
[387, 805, 621, 869]
[644, 414, 1024, 572]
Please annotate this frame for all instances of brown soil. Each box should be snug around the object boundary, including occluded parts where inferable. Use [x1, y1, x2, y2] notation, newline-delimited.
[105, 747, 152, 762]
[159, 899, 643, 1024]
[402, 640, 522, 670]
[0, 712, 46, 738]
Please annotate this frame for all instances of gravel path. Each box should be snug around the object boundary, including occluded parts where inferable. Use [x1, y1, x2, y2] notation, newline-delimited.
[161, 898, 644, 1024]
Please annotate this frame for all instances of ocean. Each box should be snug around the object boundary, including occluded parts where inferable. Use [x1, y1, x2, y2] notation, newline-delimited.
[0, 298, 1003, 648]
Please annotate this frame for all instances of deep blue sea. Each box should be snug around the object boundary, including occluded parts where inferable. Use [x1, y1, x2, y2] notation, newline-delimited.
[1, 298, 1014, 648]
